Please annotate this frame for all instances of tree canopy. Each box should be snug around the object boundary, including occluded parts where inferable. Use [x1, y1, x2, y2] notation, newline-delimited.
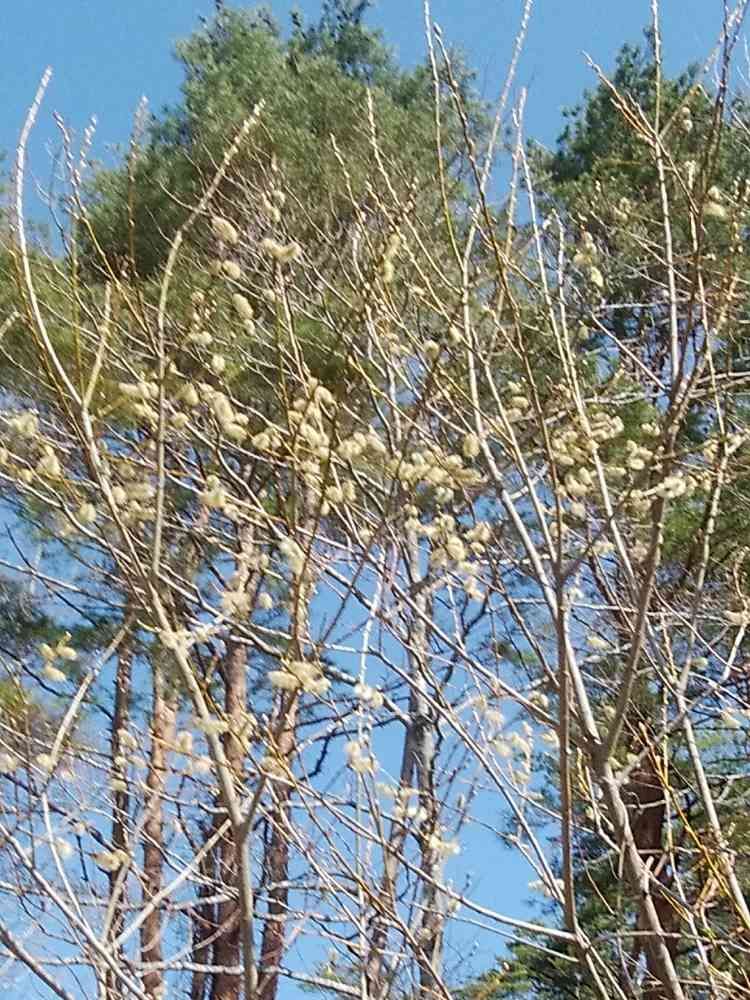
[83, 0, 482, 279]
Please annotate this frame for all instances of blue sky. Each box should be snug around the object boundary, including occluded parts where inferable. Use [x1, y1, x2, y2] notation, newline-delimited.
[0, 0, 734, 215]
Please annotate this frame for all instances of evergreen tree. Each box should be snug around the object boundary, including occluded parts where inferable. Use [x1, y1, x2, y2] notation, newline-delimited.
[82, 1, 483, 280]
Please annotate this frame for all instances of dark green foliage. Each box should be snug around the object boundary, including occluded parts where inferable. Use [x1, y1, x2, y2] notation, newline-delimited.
[0, 575, 54, 653]
[544, 35, 698, 188]
[82, 1, 482, 279]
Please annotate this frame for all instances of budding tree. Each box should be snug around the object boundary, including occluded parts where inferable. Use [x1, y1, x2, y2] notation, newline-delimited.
[2, 3, 750, 1000]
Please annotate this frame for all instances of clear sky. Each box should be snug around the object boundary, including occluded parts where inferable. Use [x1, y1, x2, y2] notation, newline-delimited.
[0, 0, 736, 213]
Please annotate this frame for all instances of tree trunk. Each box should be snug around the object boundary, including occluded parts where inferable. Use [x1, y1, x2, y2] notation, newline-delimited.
[407, 546, 442, 1000]
[104, 634, 133, 1000]
[627, 753, 679, 1000]
[257, 690, 298, 1000]
[366, 534, 442, 1000]
[364, 693, 418, 999]
[209, 639, 248, 1000]
[257, 525, 311, 1000]
[141, 662, 176, 999]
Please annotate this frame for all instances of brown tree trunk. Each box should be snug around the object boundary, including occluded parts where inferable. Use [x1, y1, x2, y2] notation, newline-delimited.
[141, 663, 176, 999]
[209, 639, 248, 1000]
[257, 690, 298, 1000]
[627, 754, 679, 1000]
[257, 530, 311, 1000]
